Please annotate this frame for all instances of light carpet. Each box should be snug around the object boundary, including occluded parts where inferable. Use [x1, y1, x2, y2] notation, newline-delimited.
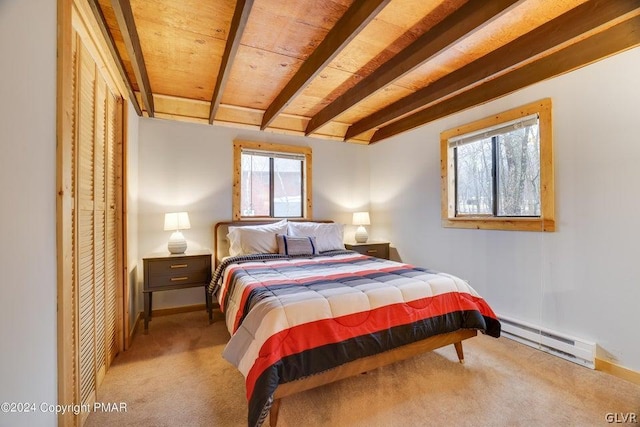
[86, 311, 640, 427]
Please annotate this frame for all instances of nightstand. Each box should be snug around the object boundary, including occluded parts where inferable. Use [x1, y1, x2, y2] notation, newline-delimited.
[143, 250, 212, 332]
[344, 241, 390, 260]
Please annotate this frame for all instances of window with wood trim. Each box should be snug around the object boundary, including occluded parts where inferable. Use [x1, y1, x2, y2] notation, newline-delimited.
[233, 140, 312, 220]
[441, 99, 554, 232]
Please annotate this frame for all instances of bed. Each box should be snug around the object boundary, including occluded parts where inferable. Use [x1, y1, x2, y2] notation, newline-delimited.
[207, 220, 501, 427]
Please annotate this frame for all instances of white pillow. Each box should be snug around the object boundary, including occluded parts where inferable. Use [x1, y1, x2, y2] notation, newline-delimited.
[227, 219, 288, 256]
[287, 222, 345, 252]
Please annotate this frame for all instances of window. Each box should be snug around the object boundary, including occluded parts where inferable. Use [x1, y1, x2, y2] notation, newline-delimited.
[441, 99, 554, 231]
[233, 140, 312, 220]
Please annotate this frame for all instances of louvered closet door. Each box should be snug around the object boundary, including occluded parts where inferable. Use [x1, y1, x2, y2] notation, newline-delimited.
[77, 39, 97, 405]
[74, 31, 121, 412]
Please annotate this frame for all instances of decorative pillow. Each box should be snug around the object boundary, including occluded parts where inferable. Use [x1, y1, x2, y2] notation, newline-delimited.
[276, 234, 318, 256]
[287, 222, 345, 253]
[227, 219, 288, 256]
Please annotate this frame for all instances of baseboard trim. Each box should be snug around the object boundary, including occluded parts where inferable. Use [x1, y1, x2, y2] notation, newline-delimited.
[596, 358, 640, 386]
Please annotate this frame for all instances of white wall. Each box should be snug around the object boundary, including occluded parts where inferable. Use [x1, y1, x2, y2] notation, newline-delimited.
[369, 47, 640, 372]
[0, 1, 57, 426]
[136, 120, 370, 309]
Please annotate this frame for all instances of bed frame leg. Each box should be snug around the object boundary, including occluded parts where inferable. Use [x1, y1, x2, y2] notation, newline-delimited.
[454, 341, 464, 364]
[270, 398, 281, 426]
[206, 292, 214, 324]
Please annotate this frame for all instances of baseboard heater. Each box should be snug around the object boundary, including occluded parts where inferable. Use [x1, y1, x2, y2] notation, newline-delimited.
[499, 315, 596, 369]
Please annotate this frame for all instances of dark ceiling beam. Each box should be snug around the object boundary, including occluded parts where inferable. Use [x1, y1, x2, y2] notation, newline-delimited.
[111, 0, 154, 116]
[345, 0, 640, 141]
[87, 0, 142, 116]
[370, 15, 640, 143]
[260, 0, 391, 130]
[304, 0, 520, 135]
[209, 0, 255, 124]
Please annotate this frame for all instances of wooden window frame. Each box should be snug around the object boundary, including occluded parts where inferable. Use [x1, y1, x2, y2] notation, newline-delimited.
[440, 98, 555, 232]
[233, 140, 312, 220]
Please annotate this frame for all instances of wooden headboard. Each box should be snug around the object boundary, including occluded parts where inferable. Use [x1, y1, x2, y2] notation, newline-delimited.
[213, 220, 333, 267]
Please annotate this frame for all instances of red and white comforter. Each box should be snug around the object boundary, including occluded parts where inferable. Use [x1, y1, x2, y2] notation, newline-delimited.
[213, 252, 501, 427]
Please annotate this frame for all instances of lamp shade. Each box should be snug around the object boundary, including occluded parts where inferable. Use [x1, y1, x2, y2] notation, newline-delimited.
[164, 212, 191, 231]
[352, 211, 370, 226]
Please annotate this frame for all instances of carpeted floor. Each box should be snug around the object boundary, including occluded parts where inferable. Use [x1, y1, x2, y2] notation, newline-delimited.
[86, 311, 640, 427]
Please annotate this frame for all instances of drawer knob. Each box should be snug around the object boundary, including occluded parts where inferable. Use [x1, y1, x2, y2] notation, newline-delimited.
[366, 249, 378, 253]
[171, 276, 189, 282]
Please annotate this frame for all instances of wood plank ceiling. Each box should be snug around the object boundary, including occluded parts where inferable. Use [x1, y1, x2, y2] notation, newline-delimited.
[91, 0, 640, 144]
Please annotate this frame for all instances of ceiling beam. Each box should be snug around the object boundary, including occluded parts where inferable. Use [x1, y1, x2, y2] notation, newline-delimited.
[345, 0, 640, 141]
[260, 0, 391, 130]
[209, 0, 255, 124]
[304, 0, 520, 135]
[370, 15, 640, 143]
[87, 0, 142, 116]
[111, 0, 154, 116]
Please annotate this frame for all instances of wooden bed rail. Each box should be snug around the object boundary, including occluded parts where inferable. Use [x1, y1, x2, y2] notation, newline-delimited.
[269, 329, 477, 426]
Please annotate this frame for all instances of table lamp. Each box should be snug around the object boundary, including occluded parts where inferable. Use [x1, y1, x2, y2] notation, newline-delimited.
[164, 212, 191, 254]
[353, 211, 370, 243]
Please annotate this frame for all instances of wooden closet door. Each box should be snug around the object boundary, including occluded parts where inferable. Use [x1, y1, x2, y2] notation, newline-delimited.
[74, 28, 122, 416]
[76, 39, 97, 405]
[58, 2, 126, 426]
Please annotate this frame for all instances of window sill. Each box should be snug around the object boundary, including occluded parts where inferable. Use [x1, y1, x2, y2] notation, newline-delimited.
[442, 217, 555, 232]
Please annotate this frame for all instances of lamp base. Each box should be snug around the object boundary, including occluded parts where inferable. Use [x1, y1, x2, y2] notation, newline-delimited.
[355, 226, 368, 243]
[168, 230, 187, 254]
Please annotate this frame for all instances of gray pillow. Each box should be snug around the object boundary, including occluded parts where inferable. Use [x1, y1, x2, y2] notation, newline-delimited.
[276, 234, 318, 256]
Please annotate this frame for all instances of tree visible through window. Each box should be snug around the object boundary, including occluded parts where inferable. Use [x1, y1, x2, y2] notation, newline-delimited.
[455, 115, 540, 217]
[441, 99, 554, 232]
[233, 140, 312, 220]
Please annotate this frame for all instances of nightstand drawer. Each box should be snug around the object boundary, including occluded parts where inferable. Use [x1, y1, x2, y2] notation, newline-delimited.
[144, 254, 211, 290]
[147, 257, 207, 278]
[363, 246, 387, 258]
[345, 242, 390, 260]
[146, 270, 209, 288]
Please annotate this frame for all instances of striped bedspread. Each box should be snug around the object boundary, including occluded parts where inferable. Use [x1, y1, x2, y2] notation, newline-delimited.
[214, 252, 501, 427]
